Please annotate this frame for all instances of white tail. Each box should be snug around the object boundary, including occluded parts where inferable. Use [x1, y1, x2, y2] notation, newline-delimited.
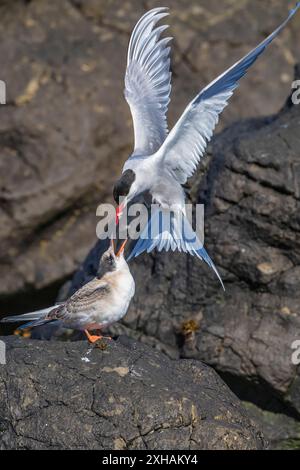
[127, 208, 224, 290]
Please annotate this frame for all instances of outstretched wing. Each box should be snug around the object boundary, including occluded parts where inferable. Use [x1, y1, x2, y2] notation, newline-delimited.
[125, 7, 172, 156]
[155, 3, 300, 184]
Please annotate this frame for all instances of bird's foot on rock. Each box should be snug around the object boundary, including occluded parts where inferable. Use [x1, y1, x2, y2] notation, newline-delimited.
[84, 329, 112, 344]
[84, 330, 103, 344]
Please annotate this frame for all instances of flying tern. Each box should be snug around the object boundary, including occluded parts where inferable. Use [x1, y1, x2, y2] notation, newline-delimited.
[113, 4, 300, 289]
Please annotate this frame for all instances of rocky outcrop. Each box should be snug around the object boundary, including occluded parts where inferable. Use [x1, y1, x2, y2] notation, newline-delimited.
[0, 0, 299, 312]
[0, 335, 265, 450]
[244, 401, 300, 450]
[69, 71, 300, 425]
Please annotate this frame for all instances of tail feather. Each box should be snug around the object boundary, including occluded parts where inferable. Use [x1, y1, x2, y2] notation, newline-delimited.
[17, 318, 54, 330]
[127, 208, 225, 290]
[1, 305, 60, 329]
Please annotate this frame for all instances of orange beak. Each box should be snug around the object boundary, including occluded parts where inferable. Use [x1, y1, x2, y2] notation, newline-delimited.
[116, 239, 128, 257]
[110, 239, 115, 253]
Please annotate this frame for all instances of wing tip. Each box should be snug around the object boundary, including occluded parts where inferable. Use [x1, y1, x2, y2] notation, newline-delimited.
[290, 2, 300, 15]
[153, 6, 170, 13]
[141, 6, 170, 20]
[127, 7, 171, 64]
[1, 317, 10, 323]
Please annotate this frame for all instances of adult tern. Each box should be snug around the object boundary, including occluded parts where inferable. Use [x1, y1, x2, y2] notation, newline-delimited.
[113, 4, 300, 289]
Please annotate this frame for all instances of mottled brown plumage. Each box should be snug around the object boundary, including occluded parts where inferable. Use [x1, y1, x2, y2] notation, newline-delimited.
[1, 240, 134, 342]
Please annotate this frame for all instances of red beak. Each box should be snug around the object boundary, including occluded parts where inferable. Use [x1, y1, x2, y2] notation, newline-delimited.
[116, 239, 128, 257]
[115, 200, 127, 225]
[115, 205, 122, 225]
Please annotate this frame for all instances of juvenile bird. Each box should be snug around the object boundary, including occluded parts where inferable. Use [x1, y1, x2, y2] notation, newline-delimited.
[113, 4, 300, 289]
[1, 240, 134, 343]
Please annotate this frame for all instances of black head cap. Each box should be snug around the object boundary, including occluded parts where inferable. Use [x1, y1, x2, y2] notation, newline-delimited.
[113, 169, 136, 204]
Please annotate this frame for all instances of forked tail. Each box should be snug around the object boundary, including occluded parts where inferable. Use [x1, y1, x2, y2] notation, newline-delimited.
[127, 208, 224, 290]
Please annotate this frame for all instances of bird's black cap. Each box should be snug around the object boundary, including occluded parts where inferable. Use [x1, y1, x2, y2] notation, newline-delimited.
[113, 169, 136, 204]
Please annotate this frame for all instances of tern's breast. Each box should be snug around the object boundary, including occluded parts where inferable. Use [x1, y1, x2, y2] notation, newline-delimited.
[93, 268, 135, 327]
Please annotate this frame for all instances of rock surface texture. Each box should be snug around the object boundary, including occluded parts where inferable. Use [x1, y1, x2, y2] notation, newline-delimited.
[0, 0, 299, 311]
[1, 0, 300, 451]
[0, 336, 265, 450]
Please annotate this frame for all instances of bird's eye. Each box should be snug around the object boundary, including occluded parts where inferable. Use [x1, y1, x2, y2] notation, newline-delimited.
[108, 255, 114, 264]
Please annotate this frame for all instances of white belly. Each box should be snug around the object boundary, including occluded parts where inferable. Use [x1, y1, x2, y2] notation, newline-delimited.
[91, 270, 135, 329]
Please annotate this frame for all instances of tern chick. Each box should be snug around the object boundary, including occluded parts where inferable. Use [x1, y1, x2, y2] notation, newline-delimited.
[1, 240, 134, 343]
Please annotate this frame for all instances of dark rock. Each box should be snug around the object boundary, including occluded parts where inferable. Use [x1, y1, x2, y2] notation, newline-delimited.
[0, 335, 265, 450]
[244, 401, 300, 450]
[69, 71, 300, 420]
[1, 0, 300, 311]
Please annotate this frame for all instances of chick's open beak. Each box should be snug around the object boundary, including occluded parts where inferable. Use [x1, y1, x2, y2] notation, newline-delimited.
[116, 239, 128, 257]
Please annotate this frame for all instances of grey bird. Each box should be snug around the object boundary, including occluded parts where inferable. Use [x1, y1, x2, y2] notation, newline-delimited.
[113, 4, 300, 289]
[1, 240, 134, 343]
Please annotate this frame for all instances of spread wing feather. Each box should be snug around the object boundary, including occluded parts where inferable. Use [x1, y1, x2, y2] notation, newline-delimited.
[125, 7, 172, 155]
[156, 4, 300, 183]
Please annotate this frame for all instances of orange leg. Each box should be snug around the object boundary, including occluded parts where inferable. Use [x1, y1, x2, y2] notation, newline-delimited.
[84, 329, 103, 344]
[84, 329, 112, 343]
